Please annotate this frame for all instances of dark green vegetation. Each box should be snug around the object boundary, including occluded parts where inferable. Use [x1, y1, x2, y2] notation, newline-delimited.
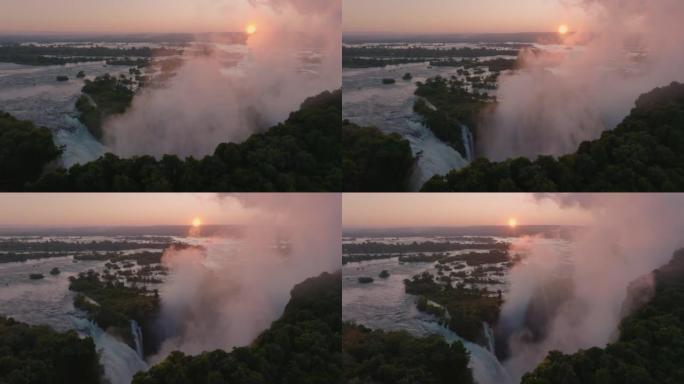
[0, 238, 174, 253]
[132, 271, 342, 384]
[0, 112, 62, 191]
[0, 316, 102, 384]
[76, 74, 134, 140]
[76, 70, 86, 78]
[521, 250, 684, 384]
[358, 277, 374, 284]
[28, 273, 44, 280]
[382, 78, 396, 85]
[56, 75, 68, 82]
[343, 322, 474, 384]
[414, 76, 493, 158]
[431, 58, 516, 73]
[343, 240, 509, 255]
[424, 82, 684, 192]
[405, 272, 502, 344]
[69, 270, 159, 351]
[0, 43, 179, 66]
[342, 46, 518, 68]
[49, 267, 60, 275]
[403, 73, 413, 81]
[6, 89, 341, 191]
[343, 121, 415, 192]
[379, 270, 390, 278]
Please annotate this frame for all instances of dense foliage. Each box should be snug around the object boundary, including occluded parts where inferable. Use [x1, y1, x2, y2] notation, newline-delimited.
[69, 271, 159, 341]
[414, 76, 493, 158]
[405, 272, 502, 343]
[0, 316, 102, 384]
[342, 46, 518, 68]
[132, 271, 342, 384]
[343, 322, 474, 384]
[0, 112, 62, 191]
[0, 43, 178, 66]
[13, 89, 341, 191]
[521, 250, 684, 384]
[423, 82, 684, 191]
[342, 121, 415, 191]
[76, 74, 134, 140]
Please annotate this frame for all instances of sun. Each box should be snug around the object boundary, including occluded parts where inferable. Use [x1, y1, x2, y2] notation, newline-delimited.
[508, 218, 518, 228]
[558, 24, 569, 35]
[192, 217, 202, 228]
[246, 24, 257, 35]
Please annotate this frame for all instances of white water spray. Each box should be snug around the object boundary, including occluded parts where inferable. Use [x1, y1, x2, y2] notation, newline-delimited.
[72, 317, 148, 384]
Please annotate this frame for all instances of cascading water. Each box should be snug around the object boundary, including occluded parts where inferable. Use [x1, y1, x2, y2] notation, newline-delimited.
[130, 319, 145, 359]
[461, 124, 475, 162]
[72, 316, 148, 384]
[482, 321, 496, 354]
[440, 323, 512, 384]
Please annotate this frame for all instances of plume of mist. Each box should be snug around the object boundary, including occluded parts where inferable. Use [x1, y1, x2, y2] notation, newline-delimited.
[499, 194, 684, 381]
[103, 0, 340, 158]
[481, 0, 684, 160]
[151, 193, 341, 360]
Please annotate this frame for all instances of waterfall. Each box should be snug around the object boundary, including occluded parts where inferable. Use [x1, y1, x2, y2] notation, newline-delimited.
[461, 124, 475, 162]
[436, 309, 511, 384]
[464, 340, 513, 384]
[72, 316, 149, 384]
[482, 321, 495, 354]
[130, 320, 144, 359]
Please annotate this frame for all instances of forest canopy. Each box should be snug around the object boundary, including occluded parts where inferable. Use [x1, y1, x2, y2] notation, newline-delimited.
[521, 250, 684, 384]
[1, 89, 341, 192]
[132, 271, 342, 384]
[343, 322, 474, 384]
[0, 316, 102, 384]
[342, 121, 415, 192]
[423, 82, 684, 192]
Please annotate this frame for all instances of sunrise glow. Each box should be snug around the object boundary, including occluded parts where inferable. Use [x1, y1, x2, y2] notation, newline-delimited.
[558, 24, 569, 35]
[192, 217, 202, 228]
[246, 23, 257, 35]
[508, 218, 518, 228]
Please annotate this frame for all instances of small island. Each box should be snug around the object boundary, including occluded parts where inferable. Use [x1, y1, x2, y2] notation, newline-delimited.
[358, 277, 374, 284]
[49, 267, 60, 275]
[56, 76, 68, 82]
[76, 71, 86, 78]
[382, 78, 396, 85]
[379, 270, 390, 278]
[29, 273, 44, 280]
[402, 73, 413, 81]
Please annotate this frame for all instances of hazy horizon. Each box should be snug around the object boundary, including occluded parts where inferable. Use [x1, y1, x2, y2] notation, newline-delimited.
[343, 0, 585, 35]
[343, 194, 594, 228]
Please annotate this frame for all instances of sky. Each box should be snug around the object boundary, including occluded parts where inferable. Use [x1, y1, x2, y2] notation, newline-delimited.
[1, 0, 271, 34]
[344, 0, 587, 34]
[343, 194, 594, 228]
[0, 194, 254, 227]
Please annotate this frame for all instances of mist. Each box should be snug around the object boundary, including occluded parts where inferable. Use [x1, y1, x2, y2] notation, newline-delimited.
[498, 194, 684, 381]
[103, 0, 341, 158]
[480, 0, 684, 160]
[151, 193, 341, 360]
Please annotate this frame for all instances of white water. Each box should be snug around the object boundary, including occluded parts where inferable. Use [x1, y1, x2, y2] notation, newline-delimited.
[343, 63, 470, 190]
[462, 124, 475, 162]
[483, 321, 495, 354]
[73, 317, 148, 384]
[130, 320, 145, 360]
[439, 321, 512, 384]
